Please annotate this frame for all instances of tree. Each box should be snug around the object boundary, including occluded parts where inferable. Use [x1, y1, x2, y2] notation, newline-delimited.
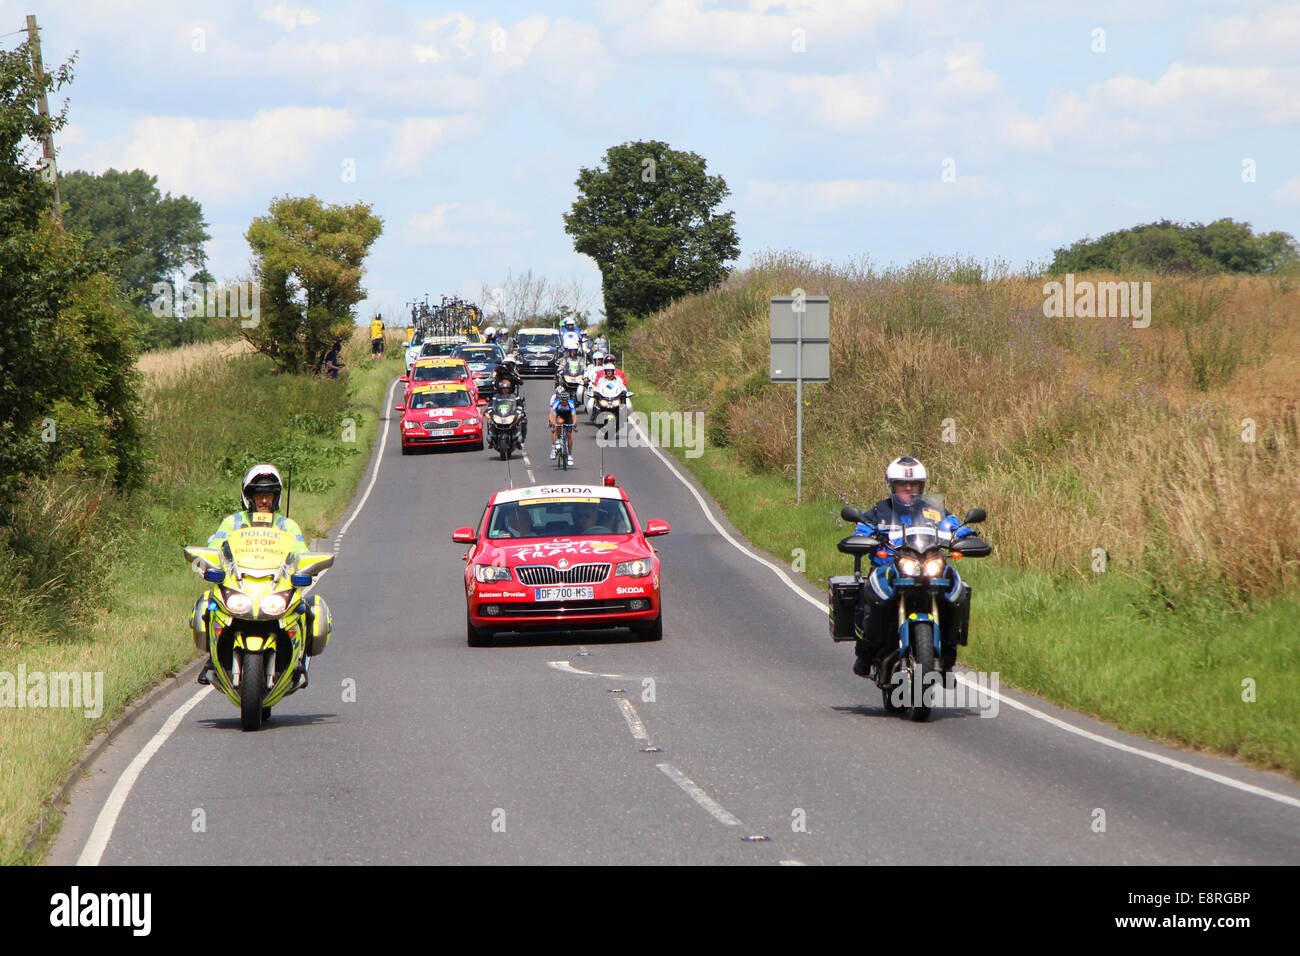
[61, 168, 211, 298]
[1049, 219, 1300, 274]
[244, 196, 383, 374]
[0, 43, 146, 504]
[563, 141, 739, 332]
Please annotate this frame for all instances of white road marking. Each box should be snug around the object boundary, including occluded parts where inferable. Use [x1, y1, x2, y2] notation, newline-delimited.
[77, 687, 212, 866]
[615, 698, 649, 740]
[951, 672, 1300, 810]
[628, 415, 823, 612]
[779, 859, 807, 866]
[631, 402, 1300, 812]
[657, 763, 743, 827]
[333, 376, 399, 547]
[547, 660, 625, 679]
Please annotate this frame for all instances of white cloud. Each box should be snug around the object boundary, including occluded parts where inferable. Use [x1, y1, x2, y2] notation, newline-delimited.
[1186, 3, 1300, 65]
[402, 200, 530, 246]
[73, 107, 356, 199]
[382, 116, 483, 178]
[745, 175, 998, 210]
[609, 0, 905, 62]
[258, 1, 320, 31]
[1272, 177, 1300, 206]
[710, 69, 885, 132]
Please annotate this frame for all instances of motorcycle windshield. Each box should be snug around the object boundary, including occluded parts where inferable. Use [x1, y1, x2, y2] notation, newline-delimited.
[885, 495, 953, 550]
[227, 526, 294, 571]
[493, 398, 519, 416]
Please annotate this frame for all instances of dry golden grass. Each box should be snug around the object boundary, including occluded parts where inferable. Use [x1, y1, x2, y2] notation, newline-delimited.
[136, 338, 254, 395]
[629, 256, 1300, 600]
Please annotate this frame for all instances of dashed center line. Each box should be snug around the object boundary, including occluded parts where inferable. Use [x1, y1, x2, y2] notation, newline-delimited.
[615, 697, 649, 740]
[657, 763, 743, 827]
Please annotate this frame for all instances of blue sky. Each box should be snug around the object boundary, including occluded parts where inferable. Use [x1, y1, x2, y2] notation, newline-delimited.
[20, 0, 1300, 322]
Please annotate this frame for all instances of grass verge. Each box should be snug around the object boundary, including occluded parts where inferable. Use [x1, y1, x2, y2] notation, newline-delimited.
[627, 376, 1300, 779]
[1, 330, 402, 865]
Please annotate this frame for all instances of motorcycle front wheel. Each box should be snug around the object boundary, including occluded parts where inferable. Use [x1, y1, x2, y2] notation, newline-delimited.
[908, 622, 936, 723]
[239, 650, 271, 731]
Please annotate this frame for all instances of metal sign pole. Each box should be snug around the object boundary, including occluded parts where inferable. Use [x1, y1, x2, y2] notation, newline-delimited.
[796, 307, 803, 504]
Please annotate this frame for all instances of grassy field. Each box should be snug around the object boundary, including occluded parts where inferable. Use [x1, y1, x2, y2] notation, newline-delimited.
[0, 329, 402, 864]
[624, 257, 1300, 777]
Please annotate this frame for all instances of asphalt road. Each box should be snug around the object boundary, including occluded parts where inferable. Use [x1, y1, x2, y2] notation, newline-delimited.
[49, 375, 1300, 865]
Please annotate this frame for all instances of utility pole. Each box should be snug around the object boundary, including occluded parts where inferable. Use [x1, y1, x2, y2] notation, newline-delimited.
[25, 14, 61, 222]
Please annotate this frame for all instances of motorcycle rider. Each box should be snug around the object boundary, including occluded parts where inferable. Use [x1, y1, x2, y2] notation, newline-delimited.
[198, 465, 309, 686]
[550, 384, 576, 466]
[491, 376, 527, 443]
[493, 355, 525, 405]
[852, 456, 974, 680]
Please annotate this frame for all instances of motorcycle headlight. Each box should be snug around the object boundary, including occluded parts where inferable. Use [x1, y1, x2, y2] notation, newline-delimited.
[495, 414, 516, 424]
[922, 556, 946, 578]
[616, 559, 651, 577]
[474, 564, 513, 582]
[897, 556, 922, 577]
[224, 591, 254, 615]
[259, 592, 289, 617]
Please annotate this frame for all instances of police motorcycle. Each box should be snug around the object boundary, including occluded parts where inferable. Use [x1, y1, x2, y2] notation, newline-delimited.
[828, 498, 990, 722]
[184, 519, 334, 731]
[485, 385, 527, 460]
[589, 374, 633, 433]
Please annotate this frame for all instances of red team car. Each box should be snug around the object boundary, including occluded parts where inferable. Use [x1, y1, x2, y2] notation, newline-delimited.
[396, 382, 484, 453]
[454, 480, 670, 645]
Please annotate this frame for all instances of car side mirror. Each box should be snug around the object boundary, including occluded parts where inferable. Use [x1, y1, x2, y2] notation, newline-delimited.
[394, 404, 406, 412]
[452, 527, 476, 543]
[644, 520, 670, 537]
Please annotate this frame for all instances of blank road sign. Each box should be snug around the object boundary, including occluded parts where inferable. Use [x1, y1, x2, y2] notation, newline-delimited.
[769, 296, 829, 341]
[770, 342, 830, 382]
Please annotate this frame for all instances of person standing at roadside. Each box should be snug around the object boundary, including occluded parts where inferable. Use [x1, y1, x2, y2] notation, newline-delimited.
[370, 314, 385, 356]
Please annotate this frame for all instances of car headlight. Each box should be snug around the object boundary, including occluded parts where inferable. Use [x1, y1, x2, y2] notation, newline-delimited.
[897, 556, 921, 577]
[403, 421, 419, 430]
[474, 564, 513, 582]
[464, 418, 479, 427]
[224, 591, 254, 615]
[615, 559, 651, 577]
[922, 556, 946, 578]
[259, 592, 289, 617]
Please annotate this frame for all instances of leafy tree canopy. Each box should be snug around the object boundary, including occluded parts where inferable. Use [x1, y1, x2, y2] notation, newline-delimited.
[1049, 218, 1300, 275]
[244, 195, 384, 374]
[564, 140, 740, 331]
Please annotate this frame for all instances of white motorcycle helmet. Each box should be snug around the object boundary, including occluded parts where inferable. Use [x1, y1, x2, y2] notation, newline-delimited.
[885, 456, 927, 497]
[241, 464, 284, 512]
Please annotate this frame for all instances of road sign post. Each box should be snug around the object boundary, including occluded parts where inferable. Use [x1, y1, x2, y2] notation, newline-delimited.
[770, 295, 829, 503]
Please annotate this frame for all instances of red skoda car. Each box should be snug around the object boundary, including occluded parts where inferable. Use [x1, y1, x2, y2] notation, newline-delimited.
[453, 480, 670, 645]
[397, 382, 484, 453]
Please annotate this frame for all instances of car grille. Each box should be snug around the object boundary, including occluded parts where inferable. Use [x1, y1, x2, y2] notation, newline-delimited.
[516, 563, 611, 585]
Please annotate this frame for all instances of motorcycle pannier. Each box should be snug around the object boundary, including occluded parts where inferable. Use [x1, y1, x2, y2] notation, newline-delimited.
[827, 576, 859, 642]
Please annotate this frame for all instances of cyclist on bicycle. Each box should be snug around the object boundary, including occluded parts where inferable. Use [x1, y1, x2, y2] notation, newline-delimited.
[549, 384, 576, 467]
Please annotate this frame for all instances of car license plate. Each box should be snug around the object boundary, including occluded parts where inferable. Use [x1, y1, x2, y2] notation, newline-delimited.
[535, 586, 594, 602]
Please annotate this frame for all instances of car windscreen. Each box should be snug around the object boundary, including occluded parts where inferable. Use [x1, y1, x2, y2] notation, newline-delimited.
[516, 332, 559, 349]
[413, 364, 464, 382]
[486, 498, 634, 539]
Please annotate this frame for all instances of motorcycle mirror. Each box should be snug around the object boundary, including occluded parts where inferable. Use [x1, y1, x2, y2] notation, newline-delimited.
[963, 507, 987, 525]
[841, 506, 865, 524]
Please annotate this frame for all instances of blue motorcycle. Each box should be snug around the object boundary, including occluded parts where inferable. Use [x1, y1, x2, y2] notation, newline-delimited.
[830, 499, 990, 721]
